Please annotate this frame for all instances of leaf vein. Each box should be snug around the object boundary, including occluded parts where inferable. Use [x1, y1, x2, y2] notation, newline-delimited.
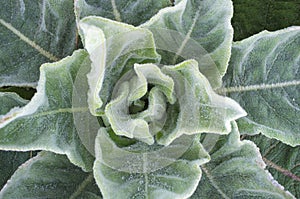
[216, 80, 300, 94]
[111, 0, 122, 22]
[201, 165, 230, 199]
[0, 18, 59, 62]
[172, 6, 200, 64]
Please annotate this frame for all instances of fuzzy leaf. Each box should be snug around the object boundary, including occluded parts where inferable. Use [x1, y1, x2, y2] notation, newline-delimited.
[93, 128, 210, 199]
[191, 122, 295, 199]
[0, 50, 94, 171]
[75, 0, 172, 26]
[220, 27, 300, 146]
[158, 59, 246, 145]
[249, 134, 300, 198]
[79, 16, 160, 115]
[0, 92, 32, 189]
[0, 0, 77, 87]
[141, 0, 234, 88]
[0, 152, 101, 199]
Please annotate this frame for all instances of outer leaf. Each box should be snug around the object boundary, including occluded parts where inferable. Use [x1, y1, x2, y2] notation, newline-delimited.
[249, 134, 300, 198]
[0, 92, 32, 189]
[93, 128, 210, 199]
[0, 152, 101, 199]
[0, 0, 77, 87]
[141, 0, 234, 88]
[0, 50, 94, 171]
[158, 59, 246, 145]
[191, 122, 295, 199]
[75, 0, 172, 26]
[220, 27, 300, 146]
[79, 16, 160, 115]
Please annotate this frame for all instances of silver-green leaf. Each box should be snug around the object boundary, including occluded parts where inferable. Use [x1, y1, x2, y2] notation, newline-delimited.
[248, 134, 300, 198]
[74, 0, 172, 26]
[0, 0, 77, 87]
[0, 92, 32, 189]
[141, 0, 234, 88]
[191, 122, 295, 199]
[93, 128, 210, 199]
[79, 16, 160, 116]
[0, 152, 102, 199]
[0, 50, 94, 171]
[158, 59, 246, 145]
[220, 27, 300, 146]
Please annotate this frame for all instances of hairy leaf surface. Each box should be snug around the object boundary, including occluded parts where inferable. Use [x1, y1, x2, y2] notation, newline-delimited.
[0, 92, 32, 189]
[79, 16, 160, 115]
[221, 27, 300, 146]
[75, 0, 172, 26]
[0, 152, 101, 199]
[0, 0, 77, 87]
[249, 134, 300, 198]
[0, 50, 94, 171]
[191, 122, 295, 198]
[159, 59, 246, 145]
[141, 0, 234, 88]
[93, 128, 210, 199]
[102, 59, 245, 146]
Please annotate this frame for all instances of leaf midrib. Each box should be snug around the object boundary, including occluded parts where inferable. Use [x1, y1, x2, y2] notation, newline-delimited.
[0, 18, 59, 62]
[201, 165, 230, 199]
[111, 0, 122, 22]
[215, 80, 300, 94]
[172, 5, 201, 64]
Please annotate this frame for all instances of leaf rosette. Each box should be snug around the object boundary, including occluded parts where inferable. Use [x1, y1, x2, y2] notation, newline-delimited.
[74, 16, 246, 160]
[72, 16, 247, 198]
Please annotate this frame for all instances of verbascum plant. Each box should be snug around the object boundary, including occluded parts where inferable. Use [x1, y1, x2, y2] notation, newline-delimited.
[0, 0, 299, 198]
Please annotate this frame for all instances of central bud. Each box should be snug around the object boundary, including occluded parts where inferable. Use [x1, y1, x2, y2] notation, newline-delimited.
[104, 63, 176, 145]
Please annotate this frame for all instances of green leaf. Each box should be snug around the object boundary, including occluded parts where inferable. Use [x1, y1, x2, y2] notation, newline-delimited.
[0, 151, 32, 190]
[0, 93, 34, 189]
[0, 50, 94, 171]
[191, 122, 295, 199]
[0, 152, 102, 199]
[158, 59, 246, 145]
[141, 0, 234, 88]
[220, 27, 300, 146]
[79, 16, 161, 116]
[93, 128, 210, 199]
[0, 92, 33, 189]
[0, 0, 77, 87]
[248, 134, 300, 198]
[74, 0, 172, 26]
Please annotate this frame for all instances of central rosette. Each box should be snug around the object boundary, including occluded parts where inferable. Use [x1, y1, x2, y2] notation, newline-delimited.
[78, 16, 246, 149]
[105, 63, 176, 145]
